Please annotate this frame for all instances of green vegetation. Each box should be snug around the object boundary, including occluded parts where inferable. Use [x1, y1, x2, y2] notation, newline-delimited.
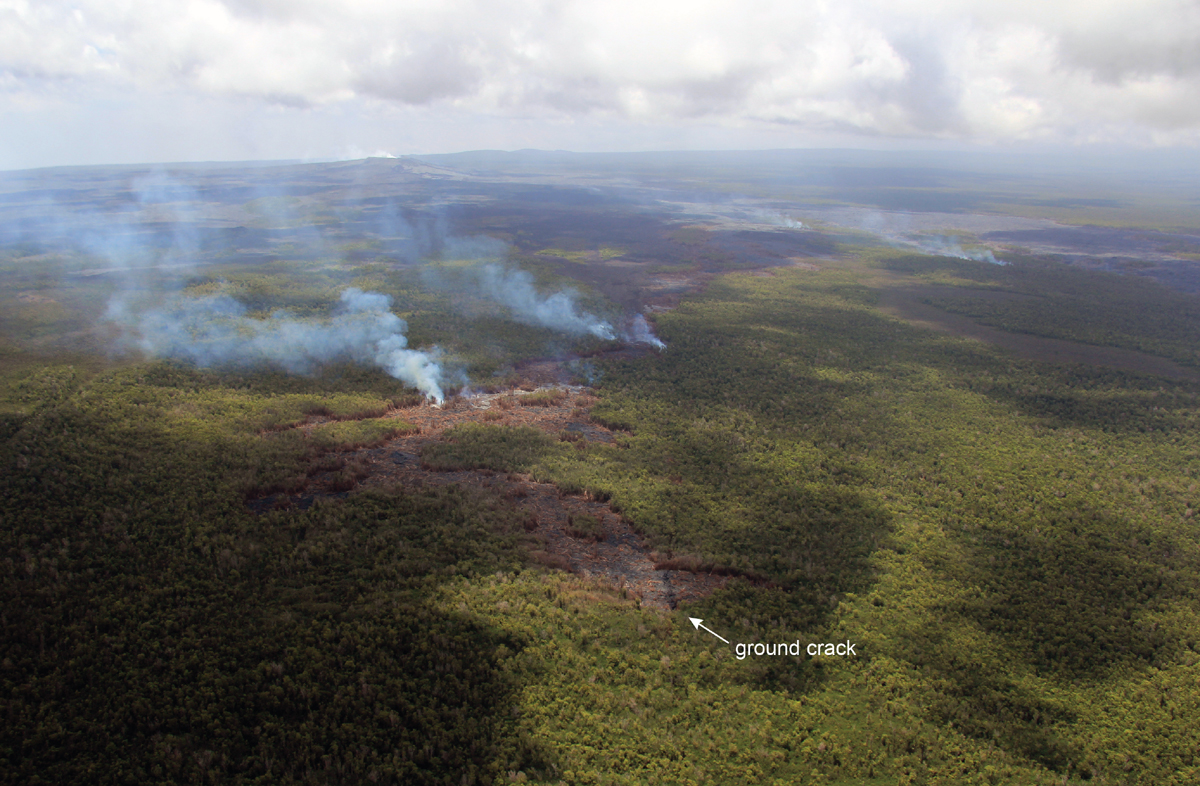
[0, 361, 547, 783]
[883, 252, 1200, 368]
[518, 389, 569, 407]
[421, 424, 570, 473]
[412, 264, 1200, 783]
[564, 512, 604, 541]
[305, 418, 419, 450]
[536, 246, 625, 262]
[4, 233, 1200, 783]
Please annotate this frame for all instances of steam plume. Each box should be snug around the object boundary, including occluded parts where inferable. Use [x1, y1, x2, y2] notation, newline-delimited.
[130, 287, 446, 402]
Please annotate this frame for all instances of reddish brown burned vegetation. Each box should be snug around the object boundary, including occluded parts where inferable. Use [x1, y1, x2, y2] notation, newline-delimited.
[249, 380, 727, 609]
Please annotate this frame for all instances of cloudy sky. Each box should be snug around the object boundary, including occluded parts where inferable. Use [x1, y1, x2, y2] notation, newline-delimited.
[3, 0, 1199, 169]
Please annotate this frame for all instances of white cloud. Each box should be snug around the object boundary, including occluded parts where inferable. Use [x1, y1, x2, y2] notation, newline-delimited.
[1, 0, 1198, 161]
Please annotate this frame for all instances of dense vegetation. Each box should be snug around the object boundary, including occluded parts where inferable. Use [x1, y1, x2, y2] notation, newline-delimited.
[4, 247, 1200, 784]
[0, 361, 553, 783]
[415, 261, 1200, 783]
[882, 253, 1200, 369]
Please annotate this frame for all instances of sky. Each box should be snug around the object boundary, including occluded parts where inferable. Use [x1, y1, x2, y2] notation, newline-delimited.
[2, 0, 1199, 170]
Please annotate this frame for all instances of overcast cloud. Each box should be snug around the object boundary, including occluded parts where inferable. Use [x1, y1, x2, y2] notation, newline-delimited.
[2, 0, 1198, 167]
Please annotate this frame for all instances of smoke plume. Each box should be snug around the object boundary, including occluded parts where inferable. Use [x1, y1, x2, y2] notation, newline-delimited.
[754, 210, 807, 230]
[912, 235, 1004, 265]
[130, 287, 446, 402]
[474, 264, 615, 339]
[626, 314, 666, 348]
[854, 212, 1005, 264]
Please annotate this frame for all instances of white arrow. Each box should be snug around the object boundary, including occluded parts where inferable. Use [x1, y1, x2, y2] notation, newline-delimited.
[689, 617, 730, 644]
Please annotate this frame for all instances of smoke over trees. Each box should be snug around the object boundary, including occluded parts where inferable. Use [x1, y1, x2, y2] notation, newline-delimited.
[124, 287, 448, 402]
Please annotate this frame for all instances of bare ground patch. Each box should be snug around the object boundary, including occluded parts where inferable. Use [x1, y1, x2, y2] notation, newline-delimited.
[250, 381, 728, 609]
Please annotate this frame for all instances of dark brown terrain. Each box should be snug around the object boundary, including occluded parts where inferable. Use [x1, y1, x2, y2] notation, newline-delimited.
[251, 376, 729, 610]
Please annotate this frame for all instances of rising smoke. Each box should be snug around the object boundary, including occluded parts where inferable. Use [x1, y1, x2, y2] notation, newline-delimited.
[13, 166, 663, 397]
[130, 287, 447, 402]
[468, 264, 616, 340]
[912, 235, 1004, 265]
[626, 314, 666, 349]
[846, 211, 1007, 265]
[426, 261, 670, 349]
[467, 263, 668, 347]
[754, 210, 807, 230]
[872, 220, 1005, 264]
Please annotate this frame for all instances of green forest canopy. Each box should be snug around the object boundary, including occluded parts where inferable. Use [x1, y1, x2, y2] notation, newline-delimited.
[3, 254, 1199, 784]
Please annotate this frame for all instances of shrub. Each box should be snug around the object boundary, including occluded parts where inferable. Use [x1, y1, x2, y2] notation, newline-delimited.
[519, 389, 568, 407]
[566, 512, 604, 542]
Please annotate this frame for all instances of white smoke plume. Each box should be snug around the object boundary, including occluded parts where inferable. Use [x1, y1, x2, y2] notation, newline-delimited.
[912, 235, 1004, 265]
[626, 314, 666, 349]
[854, 212, 1005, 264]
[131, 287, 446, 402]
[475, 264, 616, 339]
[754, 210, 807, 230]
